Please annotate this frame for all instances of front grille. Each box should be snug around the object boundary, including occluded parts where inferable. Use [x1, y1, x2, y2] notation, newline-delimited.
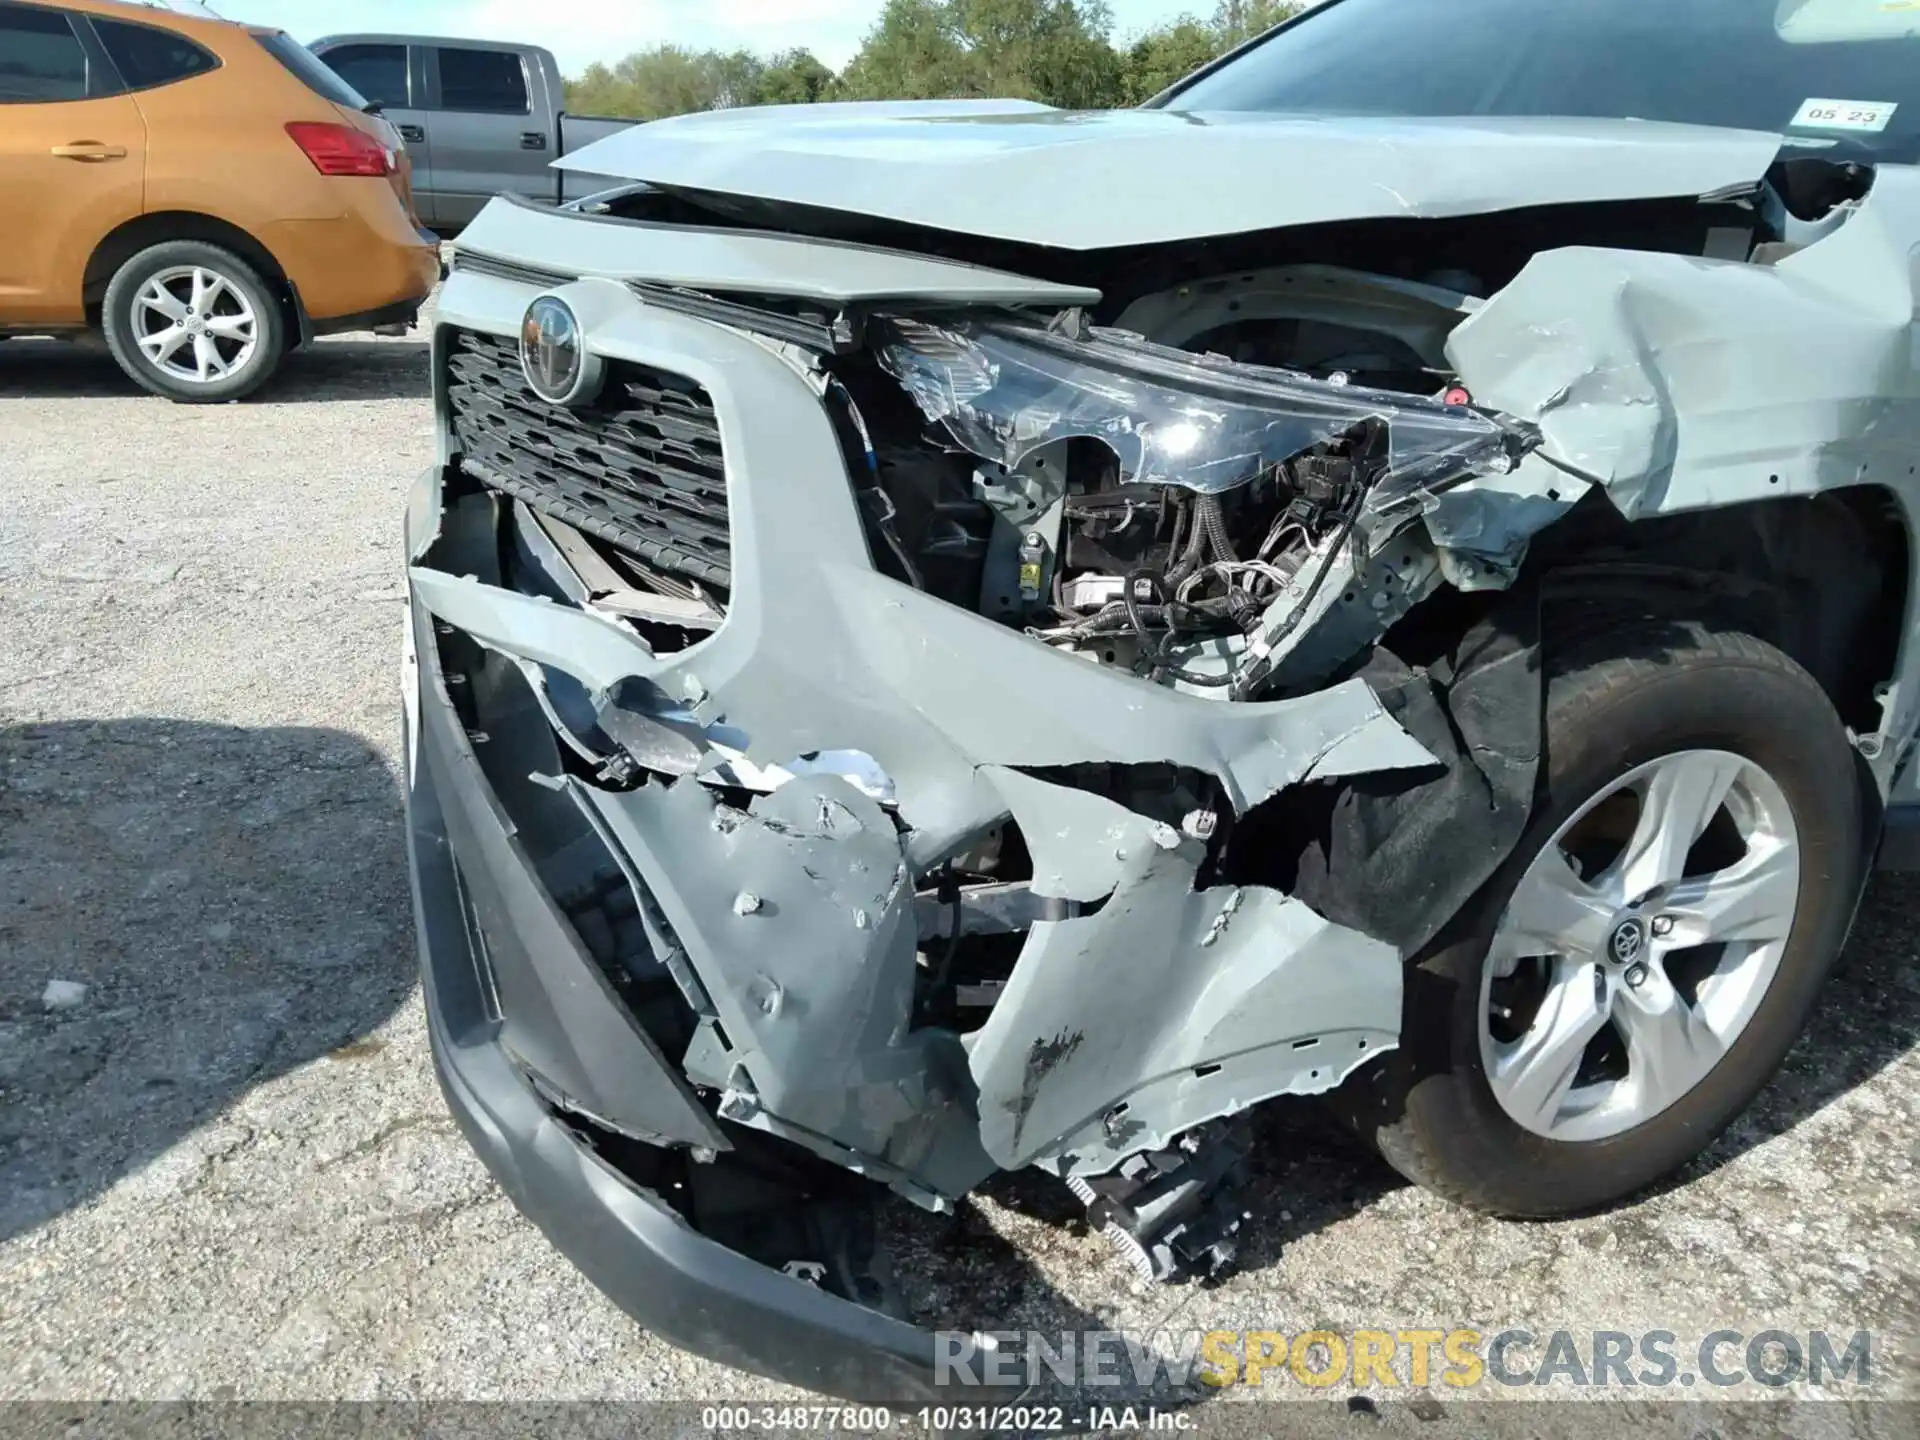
[445, 329, 731, 592]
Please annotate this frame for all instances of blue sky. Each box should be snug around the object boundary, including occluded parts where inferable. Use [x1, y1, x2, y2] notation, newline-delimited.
[193, 0, 1224, 74]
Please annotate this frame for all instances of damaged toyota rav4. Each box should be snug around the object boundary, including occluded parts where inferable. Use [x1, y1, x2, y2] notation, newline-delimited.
[401, 0, 1920, 1401]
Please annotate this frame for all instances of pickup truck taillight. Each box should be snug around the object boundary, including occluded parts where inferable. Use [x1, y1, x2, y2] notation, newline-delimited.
[285, 122, 395, 177]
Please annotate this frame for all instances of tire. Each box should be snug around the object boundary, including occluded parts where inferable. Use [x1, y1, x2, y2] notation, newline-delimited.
[101, 240, 286, 403]
[1345, 620, 1864, 1217]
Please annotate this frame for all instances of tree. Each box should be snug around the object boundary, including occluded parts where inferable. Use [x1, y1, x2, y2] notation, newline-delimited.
[1211, 0, 1301, 49]
[564, 0, 1304, 121]
[839, 0, 1127, 108]
[566, 46, 763, 119]
[836, 0, 976, 101]
[1123, 17, 1218, 103]
[757, 49, 837, 106]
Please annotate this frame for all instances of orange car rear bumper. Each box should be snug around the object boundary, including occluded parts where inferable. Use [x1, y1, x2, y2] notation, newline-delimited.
[263, 193, 440, 329]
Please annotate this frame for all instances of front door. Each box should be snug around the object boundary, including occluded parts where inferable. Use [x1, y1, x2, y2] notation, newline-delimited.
[0, 1, 147, 328]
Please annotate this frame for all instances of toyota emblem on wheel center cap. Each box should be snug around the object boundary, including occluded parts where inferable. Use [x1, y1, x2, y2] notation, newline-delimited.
[1608, 918, 1647, 965]
[519, 295, 603, 407]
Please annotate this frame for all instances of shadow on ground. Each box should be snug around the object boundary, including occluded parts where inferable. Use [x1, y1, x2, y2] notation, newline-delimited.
[1678, 869, 1920, 1185]
[0, 336, 429, 402]
[0, 717, 416, 1243]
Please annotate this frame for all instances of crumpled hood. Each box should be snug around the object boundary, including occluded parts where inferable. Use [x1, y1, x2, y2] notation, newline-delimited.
[560, 100, 1787, 250]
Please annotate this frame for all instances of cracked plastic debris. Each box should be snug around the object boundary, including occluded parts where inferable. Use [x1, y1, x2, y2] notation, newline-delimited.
[967, 769, 1400, 1173]
[874, 312, 1526, 501]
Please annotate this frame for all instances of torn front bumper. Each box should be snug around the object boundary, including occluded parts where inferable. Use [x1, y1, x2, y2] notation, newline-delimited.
[403, 248, 1438, 1391]
[405, 583, 1000, 1402]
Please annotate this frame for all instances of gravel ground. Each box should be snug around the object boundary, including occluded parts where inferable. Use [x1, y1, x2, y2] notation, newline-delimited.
[1, 327, 1916, 1424]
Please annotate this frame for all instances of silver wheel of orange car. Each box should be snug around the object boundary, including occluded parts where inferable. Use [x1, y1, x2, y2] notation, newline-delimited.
[132, 266, 260, 385]
[102, 241, 287, 403]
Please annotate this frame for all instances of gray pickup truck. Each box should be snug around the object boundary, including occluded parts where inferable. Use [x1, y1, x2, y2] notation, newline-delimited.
[307, 35, 632, 231]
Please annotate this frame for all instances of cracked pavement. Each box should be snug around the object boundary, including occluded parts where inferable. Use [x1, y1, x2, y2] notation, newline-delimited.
[0, 327, 1916, 1416]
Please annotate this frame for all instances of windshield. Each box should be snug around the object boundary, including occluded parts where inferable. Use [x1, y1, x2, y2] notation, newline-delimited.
[1165, 0, 1919, 161]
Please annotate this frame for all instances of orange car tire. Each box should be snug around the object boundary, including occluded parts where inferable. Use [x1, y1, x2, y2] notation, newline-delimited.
[101, 239, 289, 404]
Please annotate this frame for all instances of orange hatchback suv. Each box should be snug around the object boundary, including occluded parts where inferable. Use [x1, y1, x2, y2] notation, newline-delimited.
[0, 0, 441, 401]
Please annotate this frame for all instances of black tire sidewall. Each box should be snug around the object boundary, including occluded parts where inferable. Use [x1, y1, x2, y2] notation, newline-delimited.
[1390, 630, 1863, 1216]
[102, 241, 285, 403]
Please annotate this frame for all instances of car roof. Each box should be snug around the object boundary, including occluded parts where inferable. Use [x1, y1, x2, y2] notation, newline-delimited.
[59, 0, 222, 22]
[312, 33, 540, 51]
[54, 0, 248, 40]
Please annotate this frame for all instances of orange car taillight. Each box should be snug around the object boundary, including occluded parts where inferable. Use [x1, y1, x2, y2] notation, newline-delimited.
[285, 121, 394, 177]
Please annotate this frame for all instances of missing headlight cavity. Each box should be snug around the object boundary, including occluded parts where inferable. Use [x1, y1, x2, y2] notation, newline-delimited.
[825, 353, 994, 613]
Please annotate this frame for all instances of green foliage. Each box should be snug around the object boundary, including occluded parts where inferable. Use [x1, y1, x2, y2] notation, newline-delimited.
[566, 46, 783, 120]
[757, 48, 839, 106]
[562, 0, 1303, 120]
[1123, 18, 1219, 103]
[1211, 0, 1302, 50]
[835, 0, 976, 101]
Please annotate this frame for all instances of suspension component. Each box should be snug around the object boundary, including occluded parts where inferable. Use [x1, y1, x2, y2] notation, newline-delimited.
[1065, 1122, 1249, 1282]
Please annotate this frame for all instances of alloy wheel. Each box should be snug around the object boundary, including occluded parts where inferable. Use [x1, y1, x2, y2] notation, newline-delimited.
[1479, 749, 1801, 1142]
[132, 265, 259, 385]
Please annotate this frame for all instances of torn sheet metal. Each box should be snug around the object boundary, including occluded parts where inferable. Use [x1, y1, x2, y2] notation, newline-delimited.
[875, 313, 1527, 498]
[583, 772, 994, 1202]
[410, 551, 1436, 828]
[411, 267, 1452, 1197]
[967, 770, 1400, 1174]
[413, 464, 1437, 1194]
[980, 766, 1186, 903]
[1447, 165, 1920, 521]
[1416, 456, 1591, 564]
[411, 564, 665, 697]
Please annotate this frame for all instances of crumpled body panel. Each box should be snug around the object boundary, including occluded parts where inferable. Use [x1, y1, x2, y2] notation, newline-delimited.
[408, 256, 1442, 1201]
[967, 768, 1400, 1175]
[412, 480, 1430, 1196]
[1440, 163, 1920, 758]
[1448, 166, 1920, 522]
[559, 103, 1786, 250]
[423, 153, 1920, 1206]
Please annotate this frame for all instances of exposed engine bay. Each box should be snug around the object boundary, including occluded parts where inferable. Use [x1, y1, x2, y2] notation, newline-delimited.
[837, 293, 1529, 700]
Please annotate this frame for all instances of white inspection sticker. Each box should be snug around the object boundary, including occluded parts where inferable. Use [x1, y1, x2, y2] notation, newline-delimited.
[1790, 99, 1898, 133]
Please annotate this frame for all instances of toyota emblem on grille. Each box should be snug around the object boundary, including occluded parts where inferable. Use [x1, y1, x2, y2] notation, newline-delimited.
[520, 295, 602, 407]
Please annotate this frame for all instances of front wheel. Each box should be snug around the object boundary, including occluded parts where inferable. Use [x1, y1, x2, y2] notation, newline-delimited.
[1351, 622, 1865, 1217]
[101, 240, 286, 403]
